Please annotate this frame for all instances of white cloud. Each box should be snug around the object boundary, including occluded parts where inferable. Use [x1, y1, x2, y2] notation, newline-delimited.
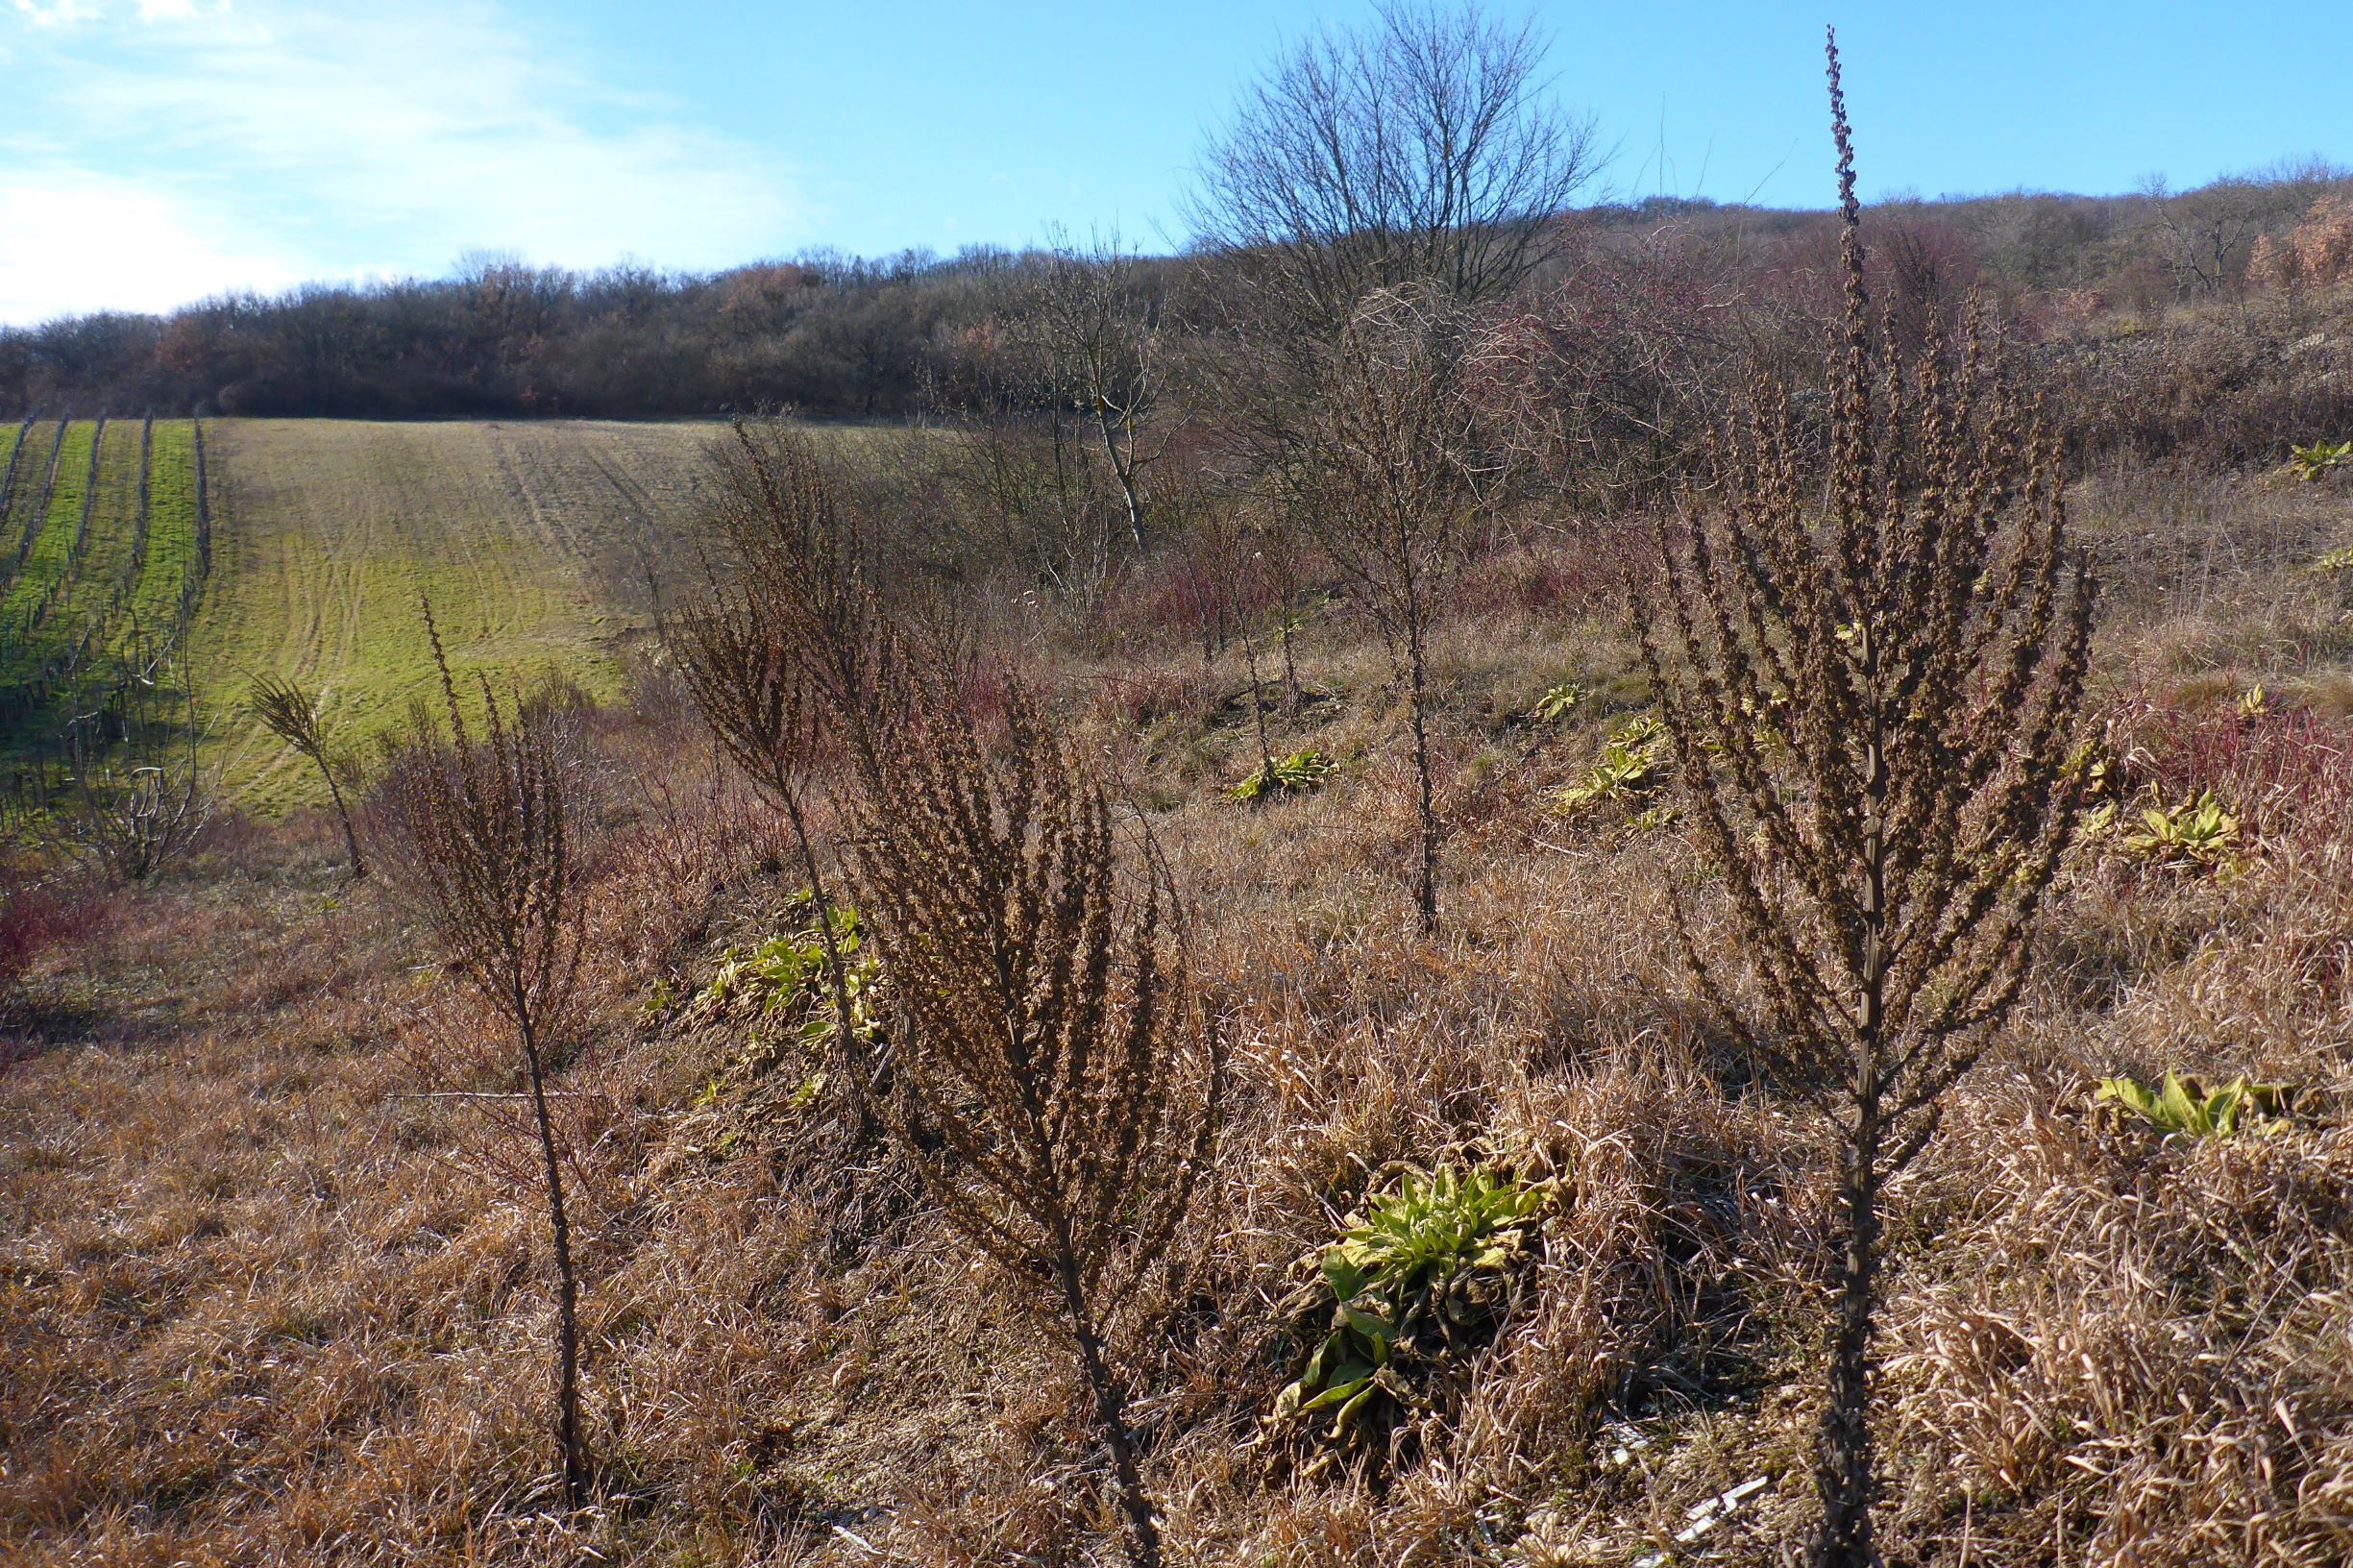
[9, 0, 217, 25]
[0, 0, 807, 323]
[0, 173, 302, 321]
[10, 1, 97, 25]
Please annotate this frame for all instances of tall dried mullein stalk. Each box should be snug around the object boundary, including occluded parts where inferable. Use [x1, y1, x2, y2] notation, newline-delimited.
[384, 603, 591, 1507]
[701, 418, 899, 783]
[672, 566, 874, 1136]
[673, 419, 908, 1136]
[847, 674, 1221, 1568]
[1636, 34, 2094, 1568]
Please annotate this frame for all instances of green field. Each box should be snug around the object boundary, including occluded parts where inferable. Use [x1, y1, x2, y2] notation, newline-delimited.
[0, 418, 211, 807]
[0, 417, 887, 814]
[189, 419, 727, 811]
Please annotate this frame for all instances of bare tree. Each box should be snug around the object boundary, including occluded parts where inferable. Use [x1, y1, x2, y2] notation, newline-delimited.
[1293, 288, 1484, 934]
[847, 674, 1221, 1568]
[939, 392, 1125, 608]
[2142, 174, 2270, 296]
[245, 674, 364, 877]
[1635, 37, 2094, 1567]
[380, 606, 592, 1507]
[1186, 0, 1604, 348]
[1022, 231, 1168, 551]
[1182, 1, 1595, 792]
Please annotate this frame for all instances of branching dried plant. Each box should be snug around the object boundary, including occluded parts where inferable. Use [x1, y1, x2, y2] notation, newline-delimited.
[699, 419, 901, 783]
[674, 419, 913, 1136]
[670, 570, 875, 1137]
[846, 674, 1222, 1568]
[1634, 35, 2095, 1568]
[244, 673, 364, 877]
[380, 603, 593, 1508]
[1293, 286, 1486, 932]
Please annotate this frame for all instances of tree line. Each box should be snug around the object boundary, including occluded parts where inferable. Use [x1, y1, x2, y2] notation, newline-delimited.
[2, 156, 2346, 426]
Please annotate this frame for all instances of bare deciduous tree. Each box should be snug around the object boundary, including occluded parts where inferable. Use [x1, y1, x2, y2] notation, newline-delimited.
[381, 606, 592, 1508]
[1293, 288, 1484, 933]
[1022, 231, 1168, 551]
[245, 673, 364, 877]
[847, 674, 1221, 1568]
[940, 393, 1125, 608]
[1635, 37, 2094, 1567]
[2141, 173, 2270, 296]
[1186, 0, 1604, 348]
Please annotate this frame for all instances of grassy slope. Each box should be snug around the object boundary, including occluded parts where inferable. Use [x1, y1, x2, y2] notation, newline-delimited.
[115, 421, 197, 661]
[3, 461, 2353, 1565]
[63, 421, 147, 620]
[194, 419, 723, 811]
[0, 424, 20, 527]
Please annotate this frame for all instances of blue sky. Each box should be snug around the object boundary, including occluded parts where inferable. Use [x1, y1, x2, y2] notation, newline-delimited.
[2, 0, 2347, 324]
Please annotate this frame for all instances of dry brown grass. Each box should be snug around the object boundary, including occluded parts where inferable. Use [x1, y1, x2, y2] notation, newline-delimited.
[5, 432, 2353, 1565]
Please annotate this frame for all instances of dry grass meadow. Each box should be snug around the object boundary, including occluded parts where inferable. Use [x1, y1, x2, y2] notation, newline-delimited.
[5, 392, 2353, 1566]
[16, 5, 2353, 1560]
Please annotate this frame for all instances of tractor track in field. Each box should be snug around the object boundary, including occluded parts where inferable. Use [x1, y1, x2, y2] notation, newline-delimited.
[0, 420, 67, 602]
[194, 419, 722, 810]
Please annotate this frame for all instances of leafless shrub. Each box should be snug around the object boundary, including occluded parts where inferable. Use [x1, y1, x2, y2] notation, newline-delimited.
[1469, 223, 1740, 513]
[1291, 287, 1489, 932]
[1165, 478, 1285, 780]
[377, 603, 593, 1508]
[846, 674, 1222, 1568]
[244, 673, 365, 876]
[1635, 35, 2095, 1566]
[55, 689, 213, 888]
[937, 399, 1128, 610]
